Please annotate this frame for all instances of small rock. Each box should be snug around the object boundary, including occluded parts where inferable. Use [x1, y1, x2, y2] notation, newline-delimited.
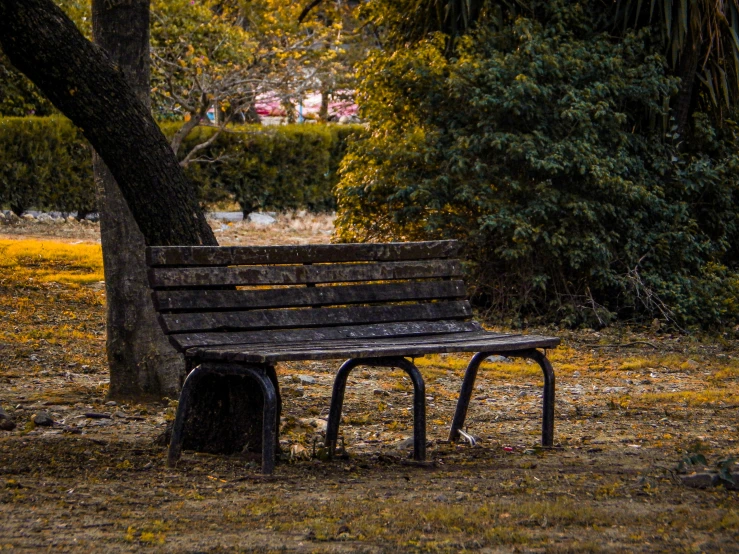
[105, 401, 117, 407]
[22, 213, 36, 220]
[32, 412, 54, 427]
[247, 212, 276, 225]
[0, 406, 16, 431]
[373, 389, 390, 396]
[395, 437, 415, 450]
[281, 387, 304, 398]
[37, 213, 53, 221]
[298, 375, 316, 385]
[297, 418, 327, 433]
[84, 412, 111, 419]
[682, 473, 718, 489]
[113, 411, 127, 419]
[486, 355, 511, 363]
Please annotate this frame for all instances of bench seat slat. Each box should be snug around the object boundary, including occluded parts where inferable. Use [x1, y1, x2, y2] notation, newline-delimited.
[161, 301, 472, 333]
[150, 259, 461, 289]
[170, 320, 484, 349]
[187, 333, 561, 363]
[153, 280, 467, 312]
[147, 241, 460, 267]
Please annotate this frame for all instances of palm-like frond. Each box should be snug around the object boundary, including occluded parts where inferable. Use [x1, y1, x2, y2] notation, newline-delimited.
[616, 0, 739, 108]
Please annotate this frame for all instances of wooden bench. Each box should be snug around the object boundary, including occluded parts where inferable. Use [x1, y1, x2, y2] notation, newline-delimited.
[146, 240, 559, 473]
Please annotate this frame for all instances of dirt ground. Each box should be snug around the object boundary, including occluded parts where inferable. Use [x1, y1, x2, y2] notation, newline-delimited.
[1, 215, 738, 553]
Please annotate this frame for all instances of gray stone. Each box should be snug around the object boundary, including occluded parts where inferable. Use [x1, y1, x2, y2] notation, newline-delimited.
[486, 355, 511, 363]
[298, 375, 316, 385]
[32, 412, 54, 427]
[373, 389, 390, 396]
[682, 473, 718, 489]
[0, 407, 16, 431]
[208, 211, 244, 222]
[395, 437, 415, 450]
[247, 212, 277, 225]
[37, 213, 53, 221]
[85, 213, 100, 222]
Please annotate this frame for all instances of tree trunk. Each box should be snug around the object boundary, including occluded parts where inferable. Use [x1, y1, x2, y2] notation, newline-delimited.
[91, 0, 184, 398]
[0, 0, 279, 456]
[0, 0, 214, 246]
[673, 26, 701, 141]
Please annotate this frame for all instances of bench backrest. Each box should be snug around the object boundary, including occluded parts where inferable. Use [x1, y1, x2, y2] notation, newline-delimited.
[146, 241, 480, 352]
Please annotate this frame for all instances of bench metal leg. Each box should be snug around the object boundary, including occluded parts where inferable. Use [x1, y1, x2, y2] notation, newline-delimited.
[167, 362, 278, 474]
[448, 349, 555, 447]
[326, 356, 426, 461]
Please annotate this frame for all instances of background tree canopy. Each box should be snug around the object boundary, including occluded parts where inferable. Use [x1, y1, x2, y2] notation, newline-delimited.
[336, 0, 739, 329]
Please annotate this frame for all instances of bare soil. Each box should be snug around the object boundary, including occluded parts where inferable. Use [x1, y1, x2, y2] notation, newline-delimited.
[1, 215, 738, 553]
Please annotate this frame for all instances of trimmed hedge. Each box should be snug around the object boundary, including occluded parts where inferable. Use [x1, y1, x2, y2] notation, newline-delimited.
[0, 117, 94, 216]
[0, 116, 361, 215]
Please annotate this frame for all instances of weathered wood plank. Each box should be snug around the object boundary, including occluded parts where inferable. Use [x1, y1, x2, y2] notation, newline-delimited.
[153, 280, 467, 312]
[161, 301, 472, 333]
[187, 331, 509, 355]
[150, 260, 462, 289]
[189, 333, 561, 363]
[171, 320, 484, 350]
[147, 241, 460, 267]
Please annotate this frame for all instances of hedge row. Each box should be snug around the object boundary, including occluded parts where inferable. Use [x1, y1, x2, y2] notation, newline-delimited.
[0, 117, 361, 215]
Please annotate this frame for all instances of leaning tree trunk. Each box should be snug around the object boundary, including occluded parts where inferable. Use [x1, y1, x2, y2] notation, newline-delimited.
[0, 0, 212, 245]
[0, 0, 280, 457]
[672, 25, 701, 142]
[92, 0, 184, 399]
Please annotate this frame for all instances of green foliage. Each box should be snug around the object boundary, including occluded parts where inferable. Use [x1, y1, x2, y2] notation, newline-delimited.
[0, 0, 90, 117]
[336, 0, 739, 329]
[0, 117, 359, 216]
[614, 0, 739, 115]
[168, 123, 362, 214]
[0, 117, 94, 215]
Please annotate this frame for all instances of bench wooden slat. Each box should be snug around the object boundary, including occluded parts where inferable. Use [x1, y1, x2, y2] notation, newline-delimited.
[172, 320, 484, 349]
[161, 301, 473, 334]
[153, 280, 467, 312]
[189, 333, 561, 363]
[146, 241, 460, 267]
[188, 331, 510, 354]
[150, 259, 461, 289]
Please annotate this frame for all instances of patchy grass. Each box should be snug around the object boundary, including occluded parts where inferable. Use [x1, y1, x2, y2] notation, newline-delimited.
[0, 239, 104, 286]
[1, 236, 738, 552]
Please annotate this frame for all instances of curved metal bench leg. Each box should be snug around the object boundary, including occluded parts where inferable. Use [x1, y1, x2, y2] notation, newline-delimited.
[526, 349, 555, 447]
[325, 359, 362, 457]
[448, 351, 488, 443]
[325, 356, 426, 461]
[246, 366, 278, 475]
[168, 363, 207, 467]
[448, 349, 555, 447]
[167, 362, 279, 474]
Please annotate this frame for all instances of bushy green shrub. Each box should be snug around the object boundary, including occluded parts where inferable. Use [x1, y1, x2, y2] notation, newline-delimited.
[172, 123, 361, 215]
[336, 1, 739, 329]
[0, 116, 94, 215]
[0, 117, 361, 216]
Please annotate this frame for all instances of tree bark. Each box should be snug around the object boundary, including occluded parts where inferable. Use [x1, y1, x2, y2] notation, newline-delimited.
[0, 0, 279, 455]
[673, 25, 701, 141]
[0, 0, 215, 246]
[92, 0, 184, 398]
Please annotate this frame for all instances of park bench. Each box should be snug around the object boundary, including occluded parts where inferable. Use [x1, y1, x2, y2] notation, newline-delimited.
[146, 241, 559, 474]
